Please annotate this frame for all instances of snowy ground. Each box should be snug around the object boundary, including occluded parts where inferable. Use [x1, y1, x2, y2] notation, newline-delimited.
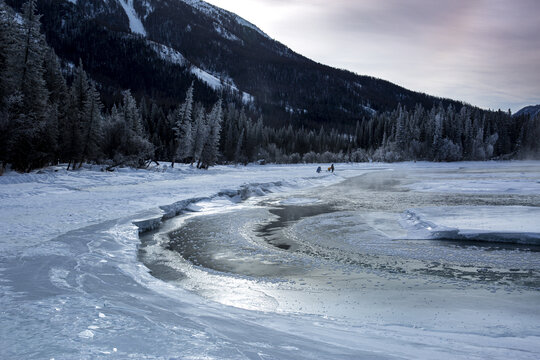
[1, 161, 540, 359]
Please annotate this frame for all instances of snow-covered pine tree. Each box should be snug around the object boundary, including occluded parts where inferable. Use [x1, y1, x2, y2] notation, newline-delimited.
[444, 104, 455, 141]
[147, 102, 167, 160]
[462, 108, 473, 159]
[354, 120, 362, 148]
[121, 89, 143, 137]
[43, 48, 67, 107]
[118, 90, 154, 167]
[171, 83, 194, 167]
[0, 2, 20, 170]
[101, 105, 123, 161]
[472, 127, 485, 160]
[243, 117, 258, 162]
[200, 99, 223, 168]
[191, 104, 208, 167]
[18, 0, 48, 115]
[432, 110, 443, 161]
[0, 1, 20, 108]
[43, 48, 68, 163]
[395, 104, 408, 155]
[253, 116, 264, 158]
[317, 126, 325, 153]
[33, 97, 59, 170]
[452, 106, 464, 150]
[7, 0, 53, 171]
[221, 103, 238, 162]
[522, 114, 540, 156]
[235, 109, 250, 162]
[64, 60, 89, 169]
[234, 128, 244, 164]
[78, 80, 103, 167]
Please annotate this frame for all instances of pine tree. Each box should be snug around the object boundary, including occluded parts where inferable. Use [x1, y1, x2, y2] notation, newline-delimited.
[78, 80, 103, 166]
[191, 104, 208, 167]
[64, 61, 89, 169]
[43, 48, 67, 163]
[222, 105, 237, 162]
[121, 89, 144, 137]
[43, 48, 67, 106]
[200, 99, 223, 168]
[234, 128, 244, 164]
[395, 105, 407, 155]
[18, 0, 48, 120]
[462, 109, 473, 159]
[0, 1, 21, 108]
[473, 127, 485, 160]
[432, 111, 443, 160]
[109, 90, 154, 167]
[147, 102, 167, 159]
[171, 83, 194, 167]
[354, 120, 362, 148]
[0, 2, 21, 169]
[7, 0, 53, 171]
[101, 105, 123, 161]
[253, 116, 264, 157]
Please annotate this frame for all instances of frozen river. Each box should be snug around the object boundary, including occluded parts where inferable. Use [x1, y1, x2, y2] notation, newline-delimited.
[2, 162, 540, 359]
[141, 165, 540, 334]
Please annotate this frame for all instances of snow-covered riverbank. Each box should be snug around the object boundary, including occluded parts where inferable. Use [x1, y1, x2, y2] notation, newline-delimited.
[1, 161, 540, 359]
[0, 163, 358, 255]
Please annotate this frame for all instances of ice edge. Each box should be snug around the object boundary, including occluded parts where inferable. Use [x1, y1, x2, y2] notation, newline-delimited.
[131, 180, 286, 233]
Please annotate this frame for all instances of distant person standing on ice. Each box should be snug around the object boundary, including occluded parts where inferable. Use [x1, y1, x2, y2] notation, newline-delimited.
[330, 164, 334, 173]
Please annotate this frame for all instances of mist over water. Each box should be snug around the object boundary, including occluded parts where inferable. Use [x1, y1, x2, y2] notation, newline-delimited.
[139, 165, 540, 330]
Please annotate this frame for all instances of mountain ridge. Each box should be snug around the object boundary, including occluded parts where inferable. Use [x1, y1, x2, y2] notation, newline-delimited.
[2, 0, 538, 172]
[7, 0, 475, 130]
[514, 104, 540, 118]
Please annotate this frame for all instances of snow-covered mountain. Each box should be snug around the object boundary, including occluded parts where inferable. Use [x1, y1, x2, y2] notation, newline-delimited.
[5, 0, 466, 128]
[514, 104, 540, 118]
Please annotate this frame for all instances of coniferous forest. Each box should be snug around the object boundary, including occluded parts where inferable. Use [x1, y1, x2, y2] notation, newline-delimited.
[1, 1, 539, 173]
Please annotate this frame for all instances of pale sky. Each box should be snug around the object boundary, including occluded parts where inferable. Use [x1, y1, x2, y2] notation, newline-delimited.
[204, 0, 540, 112]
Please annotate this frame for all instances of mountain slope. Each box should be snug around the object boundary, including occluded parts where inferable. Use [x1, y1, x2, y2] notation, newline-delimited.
[7, 0, 468, 130]
[514, 104, 540, 118]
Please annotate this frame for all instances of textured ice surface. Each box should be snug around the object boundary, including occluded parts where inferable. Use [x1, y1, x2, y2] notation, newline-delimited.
[403, 206, 540, 244]
[2, 161, 540, 359]
[404, 163, 540, 195]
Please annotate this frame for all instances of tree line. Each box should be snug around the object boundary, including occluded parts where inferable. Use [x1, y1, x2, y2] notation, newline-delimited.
[0, 1, 223, 172]
[1, 1, 538, 173]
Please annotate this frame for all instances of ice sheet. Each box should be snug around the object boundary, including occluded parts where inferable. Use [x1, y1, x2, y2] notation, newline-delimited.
[1, 161, 540, 359]
[403, 206, 540, 244]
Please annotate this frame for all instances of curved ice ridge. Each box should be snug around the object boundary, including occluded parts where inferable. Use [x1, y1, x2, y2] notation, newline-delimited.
[132, 180, 285, 232]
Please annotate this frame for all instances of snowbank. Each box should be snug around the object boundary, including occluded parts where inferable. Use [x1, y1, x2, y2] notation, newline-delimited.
[0, 163, 356, 255]
[402, 206, 540, 244]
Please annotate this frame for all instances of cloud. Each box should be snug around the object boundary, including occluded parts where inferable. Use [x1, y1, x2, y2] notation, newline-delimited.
[206, 0, 540, 111]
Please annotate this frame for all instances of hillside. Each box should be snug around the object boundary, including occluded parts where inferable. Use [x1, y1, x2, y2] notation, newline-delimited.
[7, 0, 467, 130]
[2, 0, 537, 173]
[514, 105, 540, 119]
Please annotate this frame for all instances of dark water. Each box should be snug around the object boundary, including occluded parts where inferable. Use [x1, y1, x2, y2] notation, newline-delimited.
[256, 203, 337, 251]
[137, 165, 540, 330]
[140, 168, 540, 289]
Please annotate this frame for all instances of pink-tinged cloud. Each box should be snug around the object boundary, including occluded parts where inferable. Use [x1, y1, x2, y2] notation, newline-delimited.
[205, 0, 540, 112]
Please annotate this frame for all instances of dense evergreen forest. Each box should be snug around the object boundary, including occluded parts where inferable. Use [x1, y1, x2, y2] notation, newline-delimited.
[1, 1, 538, 173]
